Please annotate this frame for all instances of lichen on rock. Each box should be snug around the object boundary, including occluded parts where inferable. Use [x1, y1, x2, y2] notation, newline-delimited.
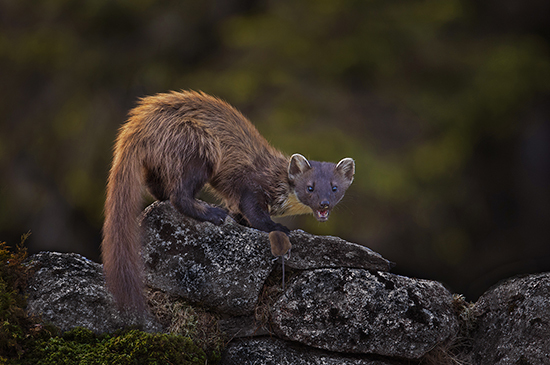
[271, 268, 459, 359]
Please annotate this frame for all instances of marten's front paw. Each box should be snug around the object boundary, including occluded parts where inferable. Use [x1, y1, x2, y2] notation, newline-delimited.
[271, 223, 290, 235]
[205, 207, 228, 225]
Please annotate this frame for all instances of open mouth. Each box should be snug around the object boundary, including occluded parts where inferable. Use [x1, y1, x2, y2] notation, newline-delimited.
[314, 209, 330, 222]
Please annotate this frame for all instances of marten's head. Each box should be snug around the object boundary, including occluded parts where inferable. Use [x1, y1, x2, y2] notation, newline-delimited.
[288, 154, 355, 222]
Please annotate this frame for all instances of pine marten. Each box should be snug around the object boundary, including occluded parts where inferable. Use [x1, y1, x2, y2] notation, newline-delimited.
[102, 90, 355, 312]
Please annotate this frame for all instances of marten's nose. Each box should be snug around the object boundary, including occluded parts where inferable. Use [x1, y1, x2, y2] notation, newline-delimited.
[320, 200, 330, 209]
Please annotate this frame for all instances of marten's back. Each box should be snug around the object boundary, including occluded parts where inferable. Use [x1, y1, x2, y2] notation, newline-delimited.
[126, 90, 284, 172]
[119, 90, 288, 212]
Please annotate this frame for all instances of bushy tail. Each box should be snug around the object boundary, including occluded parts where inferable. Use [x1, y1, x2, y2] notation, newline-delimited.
[102, 143, 145, 313]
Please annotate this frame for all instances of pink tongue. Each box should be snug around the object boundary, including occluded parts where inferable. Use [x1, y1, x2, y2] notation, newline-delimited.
[318, 210, 328, 218]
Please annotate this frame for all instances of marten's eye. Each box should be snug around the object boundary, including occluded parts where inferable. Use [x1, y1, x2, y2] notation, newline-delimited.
[307, 186, 314, 192]
[332, 186, 338, 192]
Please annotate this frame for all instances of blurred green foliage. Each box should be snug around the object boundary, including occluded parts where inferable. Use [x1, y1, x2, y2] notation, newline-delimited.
[0, 234, 60, 361]
[1, 0, 549, 299]
[0, 238, 31, 358]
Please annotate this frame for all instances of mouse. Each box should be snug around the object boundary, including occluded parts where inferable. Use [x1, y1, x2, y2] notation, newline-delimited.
[269, 231, 292, 290]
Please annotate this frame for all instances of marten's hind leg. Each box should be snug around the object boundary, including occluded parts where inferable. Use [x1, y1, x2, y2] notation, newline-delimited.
[145, 167, 169, 201]
[170, 157, 227, 225]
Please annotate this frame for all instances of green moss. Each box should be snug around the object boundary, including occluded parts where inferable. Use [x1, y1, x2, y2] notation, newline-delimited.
[18, 327, 208, 365]
[0, 235, 221, 364]
[147, 290, 225, 364]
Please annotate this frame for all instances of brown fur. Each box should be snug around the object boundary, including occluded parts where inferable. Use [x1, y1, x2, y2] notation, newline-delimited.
[102, 90, 354, 312]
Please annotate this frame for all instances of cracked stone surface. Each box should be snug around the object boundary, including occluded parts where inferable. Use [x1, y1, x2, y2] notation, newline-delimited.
[140, 201, 393, 316]
[141, 201, 274, 316]
[286, 230, 392, 272]
[221, 337, 404, 365]
[271, 268, 459, 359]
[468, 272, 550, 365]
[23, 202, 550, 364]
[25, 252, 159, 333]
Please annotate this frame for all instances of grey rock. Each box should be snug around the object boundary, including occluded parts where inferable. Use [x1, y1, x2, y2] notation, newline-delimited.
[141, 201, 274, 316]
[24, 201, 474, 364]
[469, 273, 550, 365]
[286, 230, 392, 272]
[271, 268, 458, 359]
[221, 337, 404, 365]
[140, 201, 393, 316]
[218, 315, 270, 338]
[25, 251, 159, 333]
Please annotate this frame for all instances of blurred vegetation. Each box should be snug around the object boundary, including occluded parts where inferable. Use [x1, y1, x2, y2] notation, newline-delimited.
[0, 235, 37, 359]
[1, 0, 549, 300]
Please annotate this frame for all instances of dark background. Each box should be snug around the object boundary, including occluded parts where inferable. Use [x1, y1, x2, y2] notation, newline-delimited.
[1, 0, 549, 302]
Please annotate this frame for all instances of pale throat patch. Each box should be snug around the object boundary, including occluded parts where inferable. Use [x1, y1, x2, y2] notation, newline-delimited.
[271, 191, 313, 217]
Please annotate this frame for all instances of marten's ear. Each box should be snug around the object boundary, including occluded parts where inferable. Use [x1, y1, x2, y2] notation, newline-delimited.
[288, 154, 312, 182]
[336, 157, 355, 184]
